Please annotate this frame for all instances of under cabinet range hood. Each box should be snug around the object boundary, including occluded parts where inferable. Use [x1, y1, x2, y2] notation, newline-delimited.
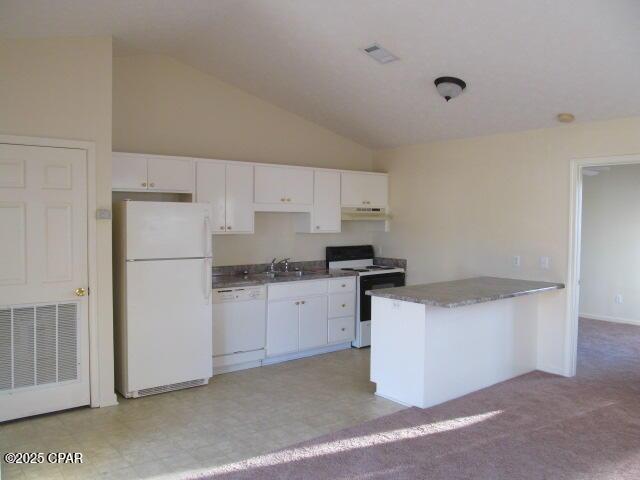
[341, 207, 391, 221]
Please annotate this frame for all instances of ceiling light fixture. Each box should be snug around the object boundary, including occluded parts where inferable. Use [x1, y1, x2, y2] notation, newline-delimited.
[434, 76, 466, 101]
[557, 113, 575, 123]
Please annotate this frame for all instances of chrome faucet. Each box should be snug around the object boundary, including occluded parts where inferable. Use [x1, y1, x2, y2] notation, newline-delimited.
[273, 257, 291, 272]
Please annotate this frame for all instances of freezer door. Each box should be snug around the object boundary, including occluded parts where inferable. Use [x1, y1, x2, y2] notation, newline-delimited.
[126, 201, 212, 260]
[126, 258, 212, 392]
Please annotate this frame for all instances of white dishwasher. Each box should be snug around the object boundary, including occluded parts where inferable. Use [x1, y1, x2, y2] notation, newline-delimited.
[212, 285, 267, 374]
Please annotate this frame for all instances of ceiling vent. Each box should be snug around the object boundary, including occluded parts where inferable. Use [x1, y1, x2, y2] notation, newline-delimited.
[362, 43, 399, 64]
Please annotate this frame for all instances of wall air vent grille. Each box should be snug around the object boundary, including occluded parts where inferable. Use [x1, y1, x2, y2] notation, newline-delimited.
[362, 43, 399, 64]
[135, 379, 207, 398]
[0, 302, 79, 393]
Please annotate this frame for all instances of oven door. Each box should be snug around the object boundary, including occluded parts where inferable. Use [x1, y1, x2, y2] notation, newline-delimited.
[359, 272, 406, 323]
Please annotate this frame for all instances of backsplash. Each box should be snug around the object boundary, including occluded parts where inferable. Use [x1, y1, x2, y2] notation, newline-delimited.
[212, 257, 407, 277]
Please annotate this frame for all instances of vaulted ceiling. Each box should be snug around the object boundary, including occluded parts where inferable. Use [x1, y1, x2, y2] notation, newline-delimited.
[2, 0, 639, 148]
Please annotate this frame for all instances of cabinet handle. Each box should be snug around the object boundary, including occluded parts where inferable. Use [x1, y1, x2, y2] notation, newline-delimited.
[150, 182, 155, 187]
[141, 182, 147, 187]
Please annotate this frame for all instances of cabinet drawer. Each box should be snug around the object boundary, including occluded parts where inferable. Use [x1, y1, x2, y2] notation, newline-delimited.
[328, 317, 355, 344]
[328, 277, 356, 293]
[268, 279, 327, 301]
[328, 292, 355, 318]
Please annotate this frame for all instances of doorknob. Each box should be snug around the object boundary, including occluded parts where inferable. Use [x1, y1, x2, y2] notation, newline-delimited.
[74, 287, 86, 297]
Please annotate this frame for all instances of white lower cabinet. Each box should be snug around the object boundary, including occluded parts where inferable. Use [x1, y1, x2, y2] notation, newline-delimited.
[266, 299, 300, 357]
[266, 279, 355, 359]
[299, 297, 328, 350]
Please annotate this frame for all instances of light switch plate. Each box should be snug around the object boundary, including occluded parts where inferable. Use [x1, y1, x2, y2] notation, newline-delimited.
[512, 255, 521, 267]
[96, 208, 112, 220]
[539, 256, 550, 270]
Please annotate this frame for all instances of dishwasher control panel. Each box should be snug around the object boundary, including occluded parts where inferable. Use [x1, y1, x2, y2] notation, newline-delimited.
[213, 285, 266, 303]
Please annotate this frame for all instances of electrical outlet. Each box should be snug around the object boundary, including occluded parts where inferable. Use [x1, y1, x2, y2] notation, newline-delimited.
[539, 256, 550, 270]
[615, 294, 624, 304]
[512, 255, 521, 267]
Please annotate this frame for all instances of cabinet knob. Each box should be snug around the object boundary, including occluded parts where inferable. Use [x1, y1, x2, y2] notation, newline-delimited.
[227, 226, 232, 230]
[219, 226, 225, 230]
[281, 198, 285, 202]
[342, 303, 346, 308]
[341, 284, 346, 288]
[150, 182, 155, 187]
[341, 327, 346, 332]
[316, 226, 320, 230]
[287, 198, 291, 202]
[295, 301, 300, 305]
[301, 300, 306, 304]
[141, 182, 147, 187]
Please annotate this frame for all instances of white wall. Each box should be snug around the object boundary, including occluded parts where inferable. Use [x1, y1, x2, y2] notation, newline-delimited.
[580, 164, 640, 324]
[113, 54, 376, 265]
[0, 37, 116, 406]
[373, 116, 640, 375]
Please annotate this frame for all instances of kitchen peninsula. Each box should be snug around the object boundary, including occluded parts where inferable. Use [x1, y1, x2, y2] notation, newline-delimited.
[367, 277, 564, 408]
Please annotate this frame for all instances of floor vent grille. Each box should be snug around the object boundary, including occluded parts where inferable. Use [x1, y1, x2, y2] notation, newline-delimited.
[135, 379, 206, 398]
[0, 302, 79, 393]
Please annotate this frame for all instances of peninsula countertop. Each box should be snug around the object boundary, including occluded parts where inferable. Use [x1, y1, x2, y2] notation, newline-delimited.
[366, 276, 564, 308]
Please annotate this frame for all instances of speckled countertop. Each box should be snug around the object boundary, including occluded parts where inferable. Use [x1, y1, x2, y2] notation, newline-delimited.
[212, 269, 356, 289]
[366, 276, 564, 308]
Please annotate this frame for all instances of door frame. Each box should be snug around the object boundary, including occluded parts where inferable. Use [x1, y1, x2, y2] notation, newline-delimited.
[0, 134, 104, 408]
[566, 153, 640, 376]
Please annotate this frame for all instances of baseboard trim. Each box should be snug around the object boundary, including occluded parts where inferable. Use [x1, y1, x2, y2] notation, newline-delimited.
[263, 343, 351, 365]
[579, 313, 640, 327]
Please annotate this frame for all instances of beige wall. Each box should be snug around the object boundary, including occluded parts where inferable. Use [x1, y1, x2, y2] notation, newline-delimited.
[0, 37, 116, 405]
[580, 164, 640, 324]
[372, 116, 640, 374]
[113, 54, 375, 265]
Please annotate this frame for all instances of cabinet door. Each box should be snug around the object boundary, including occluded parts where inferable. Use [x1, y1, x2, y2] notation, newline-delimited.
[312, 170, 341, 232]
[285, 168, 314, 205]
[112, 153, 148, 191]
[341, 172, 388, 207]
[254, 165, 286, 204]
[226, 164, 254, 233]
[298, 296, 328, 351]
[266, 300, 300, 357]
[196, 161, 226, 233]
[147, 156, 194, 192]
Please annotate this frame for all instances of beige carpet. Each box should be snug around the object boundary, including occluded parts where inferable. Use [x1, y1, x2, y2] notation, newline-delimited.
[194, 319, 640, 479]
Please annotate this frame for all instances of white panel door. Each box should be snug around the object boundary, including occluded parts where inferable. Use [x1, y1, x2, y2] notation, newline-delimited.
[196, 161, 226, 233]
[0, 143, 89, 422]
[112, 153, 148, 191]
[299, 296, 328, 350]
[126, 201, 212, 260]
[147, 156, 193, 192]
[225, 164, 254, 233]
[341, 172, 388, 207]
[313, 170, 341, 232]
[266, 300, 299, 356]
[285, 168, 314, 205]
[254, 165, 286, 204]
[126, 259, 212, 391]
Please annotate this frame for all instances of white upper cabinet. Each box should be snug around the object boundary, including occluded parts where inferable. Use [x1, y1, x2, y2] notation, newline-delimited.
[196, 161, 254, 234]
[340, 172, 388, 207]
[196, 161, 226, 232]
[312, 170, 341, 233]
[225, 164, 254, 233]
[147, 156, 194, 192]
[112, 153, 194, 193]
[112, 153, 148, 191]
[254, 165, 313, 209]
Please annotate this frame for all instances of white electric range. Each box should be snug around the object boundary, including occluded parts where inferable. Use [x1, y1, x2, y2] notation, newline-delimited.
[326, 245, 405, 348]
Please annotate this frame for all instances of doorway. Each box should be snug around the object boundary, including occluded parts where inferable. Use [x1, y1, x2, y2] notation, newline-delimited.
[0, 140, 93, 421]
[567, 154, 640, 376]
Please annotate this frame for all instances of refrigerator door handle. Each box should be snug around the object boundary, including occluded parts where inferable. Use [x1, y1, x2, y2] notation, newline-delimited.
[204, 257, 212, 302]
[204, 214, 212, 258]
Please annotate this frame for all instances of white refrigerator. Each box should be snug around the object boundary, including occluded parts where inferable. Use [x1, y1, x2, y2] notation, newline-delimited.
[113, 201, 213, 397]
